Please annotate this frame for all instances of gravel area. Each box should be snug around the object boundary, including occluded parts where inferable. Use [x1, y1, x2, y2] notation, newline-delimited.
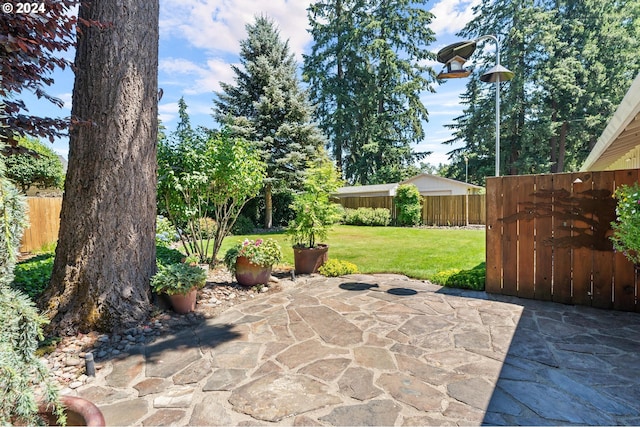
[42, 265, 287, 391]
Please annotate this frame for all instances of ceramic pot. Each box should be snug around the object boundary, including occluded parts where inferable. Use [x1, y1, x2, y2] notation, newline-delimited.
[293, 244, 328, 274]
[168, 288, 197, 314]
[235, 256, 272, 287]
[39, 395, 105, 426]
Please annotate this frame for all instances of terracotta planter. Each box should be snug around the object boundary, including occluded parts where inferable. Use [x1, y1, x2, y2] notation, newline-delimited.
[293, 244, 328, 274]
[39, 395, 105, 426]
[235, 256, 272, 287]
[168, 288, 197, 314]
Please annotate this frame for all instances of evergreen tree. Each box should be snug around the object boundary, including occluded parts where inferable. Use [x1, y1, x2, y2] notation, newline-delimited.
[304, 0, 437, 185]
[214, 16, 324, 229]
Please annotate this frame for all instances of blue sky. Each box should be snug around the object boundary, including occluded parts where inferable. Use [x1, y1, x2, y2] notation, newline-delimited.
[24, 0, 482, 165]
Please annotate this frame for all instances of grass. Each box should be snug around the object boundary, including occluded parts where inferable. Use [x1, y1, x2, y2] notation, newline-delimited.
[220, 225, 485, 281]
[13, 226, 485, 301]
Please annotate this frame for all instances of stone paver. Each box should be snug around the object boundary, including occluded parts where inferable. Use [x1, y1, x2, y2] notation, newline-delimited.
[68, 274, 640, 425]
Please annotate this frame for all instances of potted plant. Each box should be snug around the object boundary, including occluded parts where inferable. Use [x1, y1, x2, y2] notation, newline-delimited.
[611, 182, 640, 264]
[288, 156, 342, 274]
[224, 238, 282, 287]
[150, 263, 207, 314]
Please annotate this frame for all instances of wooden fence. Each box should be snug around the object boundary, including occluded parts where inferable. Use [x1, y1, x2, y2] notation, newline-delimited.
[422, 194, 485, 226]
[486, 169, 639, 312]
[20, 197, 62, 252]
[337, 194, 486, 226]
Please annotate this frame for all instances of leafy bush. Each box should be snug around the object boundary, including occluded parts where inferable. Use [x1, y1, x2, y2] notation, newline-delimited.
[395, 184, 422, 226]
[318, 259, 358, 277]
[4, 136, 65, 193]
[156, 215, 176, 247]
[150, 263, 207, 296]
[232, 214, 255, 235]
[611, 182, 640, 264]
[432, 263, 485, 291]
[343, 207, 391, 226]
[158, 119, 265, 263]
[156, 245, 184, 268]
[197, 217, 217, 239]
[12, 253, 55, 299]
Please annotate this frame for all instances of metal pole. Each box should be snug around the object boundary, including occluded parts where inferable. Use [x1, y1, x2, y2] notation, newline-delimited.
[493, 36, 501, 177]
[475, 35, 502, 177]
[495, 76, 500, 177]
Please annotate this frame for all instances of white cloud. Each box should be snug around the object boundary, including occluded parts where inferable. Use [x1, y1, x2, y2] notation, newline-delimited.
[159, 57, 237, 95]
[160, 0, 313, 61]
[58, 92, 72, 110]
[429, 0, 480, 36]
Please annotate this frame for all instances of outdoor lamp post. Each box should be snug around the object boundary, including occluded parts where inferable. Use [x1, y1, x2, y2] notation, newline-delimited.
[436, 35, 514, 177]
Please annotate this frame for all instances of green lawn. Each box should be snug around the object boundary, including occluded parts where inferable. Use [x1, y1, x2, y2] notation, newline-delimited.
[220, 225, 485, 281]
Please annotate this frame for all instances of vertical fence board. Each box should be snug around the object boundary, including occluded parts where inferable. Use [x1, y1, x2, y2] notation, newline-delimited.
[502, 176, 519, 296]
[552, 173, 573, 304]
[517, 175, 536, 298]
[591, 171, 615, 309]
[534, 174, 554, 301]
[612, 169, 638, 311]
[485, 177, 502, 293]
[571, 172, 594, 307]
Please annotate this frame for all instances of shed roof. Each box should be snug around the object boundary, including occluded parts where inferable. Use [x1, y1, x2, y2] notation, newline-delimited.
[400, 173, 484, 190]
[336, 183, 398, 196]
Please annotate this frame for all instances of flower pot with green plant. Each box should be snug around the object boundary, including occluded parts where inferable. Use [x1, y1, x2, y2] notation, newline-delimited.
[611, 182, 640, 264]
[150, 263, 207, 314]
[288, 156, 342, 274]
[224, 238, 282, 287]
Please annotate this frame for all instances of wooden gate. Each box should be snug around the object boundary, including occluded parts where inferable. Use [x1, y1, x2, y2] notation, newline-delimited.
[486, 169, 639, 311]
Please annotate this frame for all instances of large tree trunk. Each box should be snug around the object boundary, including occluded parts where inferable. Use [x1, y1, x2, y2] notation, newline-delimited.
[41, 1, 159, 335]
[264, 183, 273, 229]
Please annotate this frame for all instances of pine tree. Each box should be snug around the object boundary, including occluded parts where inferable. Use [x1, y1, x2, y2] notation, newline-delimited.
[214, 16, 324, 229]
[304, 0, 437, 185]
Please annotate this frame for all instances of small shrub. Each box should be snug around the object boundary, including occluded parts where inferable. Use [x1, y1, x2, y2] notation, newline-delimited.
[432, 263, 485, 291]
[197, 217, 217, 239]
[150, 263, 207, 296]
[156, 245, 184, 267]
[12, 253, 55, 299]
[333, 204, 346, 224]
[343, 207, 391, 226]
[395, 184, 422, 226]
[232, 215, 255, 235]
[318, 259, 358, 277]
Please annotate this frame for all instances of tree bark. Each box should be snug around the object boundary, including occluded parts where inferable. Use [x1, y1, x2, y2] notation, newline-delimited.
[41, 0, 159, 335]
[264, 183, 273, 229]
